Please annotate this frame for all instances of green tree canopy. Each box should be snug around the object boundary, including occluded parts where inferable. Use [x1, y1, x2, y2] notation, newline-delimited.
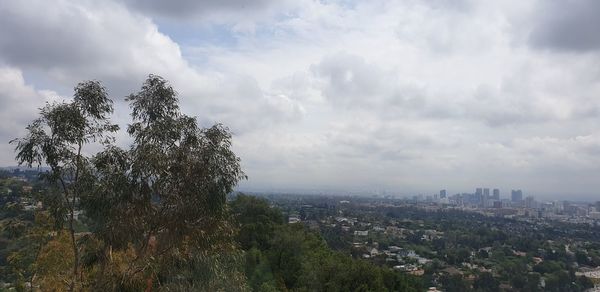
[11, 80, 118, 291]
[12, 75, 247, 291]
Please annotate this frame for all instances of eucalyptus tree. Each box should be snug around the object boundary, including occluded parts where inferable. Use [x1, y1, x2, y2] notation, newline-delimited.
[83, 75, 247, 290]
[12, 75, 247, 290]
[11, 81, 118, 291]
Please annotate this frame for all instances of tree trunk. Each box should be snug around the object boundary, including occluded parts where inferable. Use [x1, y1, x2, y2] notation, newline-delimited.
[69, 142, 82, 291]
[69, 209, 78, 292]
[57, 173, 79, 292]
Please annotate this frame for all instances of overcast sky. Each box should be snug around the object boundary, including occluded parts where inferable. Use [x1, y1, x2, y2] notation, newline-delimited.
[1, 0, 600, 199]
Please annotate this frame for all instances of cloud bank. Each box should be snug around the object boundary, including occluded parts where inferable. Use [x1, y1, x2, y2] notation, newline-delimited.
[1, 0, 600, 199]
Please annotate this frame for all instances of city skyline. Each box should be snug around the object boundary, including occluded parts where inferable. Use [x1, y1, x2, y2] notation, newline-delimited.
[1, 165, 593, 201]
[2, 1, 600, 290]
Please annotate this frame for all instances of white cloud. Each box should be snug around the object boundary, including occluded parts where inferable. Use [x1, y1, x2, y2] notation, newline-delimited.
[0, 0, 302, 138]
[2, 0, 600, 199]
[0, 67, 59, 165]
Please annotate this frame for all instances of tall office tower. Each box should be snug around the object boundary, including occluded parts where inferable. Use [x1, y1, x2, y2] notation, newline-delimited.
[511, 189, 523, 202]
[440, 189, 447, 199]
[525, 196, 535, 209]
[483, 188, 490, 207]
[492, 189, 500, 200]
[476, 188, 483, 205]
[482, 196, 489, 208]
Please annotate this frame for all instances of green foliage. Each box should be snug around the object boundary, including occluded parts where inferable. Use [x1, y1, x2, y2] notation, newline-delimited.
[244, 248, 277, 291]
[230, 195, 424, 292]
[86, 75, 245, 250]
[10, 80, 118, 291]
[473, 272, 499, 292]
[533, 260, 565, 274]
[3, 211, 55, 290]
[439, 274, 471, 292]
[80, 75, 246, 290]
[230, 194, 284, 250]
[9, 75, 247, 291]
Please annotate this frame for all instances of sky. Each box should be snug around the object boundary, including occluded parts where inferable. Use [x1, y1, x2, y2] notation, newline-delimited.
[1, 0, 600, 200]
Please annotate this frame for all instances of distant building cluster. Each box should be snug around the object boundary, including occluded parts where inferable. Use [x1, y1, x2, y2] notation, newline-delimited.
[417, 187, 519, 209]
[404, 187, 600, 224]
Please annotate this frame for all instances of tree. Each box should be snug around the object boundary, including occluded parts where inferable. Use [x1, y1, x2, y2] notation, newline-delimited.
[12, 75, 247, 290]
[473, 272, 499, 292]
[524, 272, 542, 292]
[81, 75, 247, 290]
[11, 81, 118, 291]
[230, 194, 283, 250]
[244, 248, 277, 291]
[440, 274, 471, 292]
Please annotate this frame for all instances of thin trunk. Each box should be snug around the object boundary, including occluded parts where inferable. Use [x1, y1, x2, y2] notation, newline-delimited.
[29, 273, 35, 292]
[70, 142, 82, 291]
[56, 141, 83, 292]
[69, 205, 78, 292]
[30, 239, 44, 292]
[56, 174, 77, 292]
[144, 234, 157, 291]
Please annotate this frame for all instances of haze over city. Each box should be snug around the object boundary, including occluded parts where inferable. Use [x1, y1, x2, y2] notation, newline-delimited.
[1, 0, 600, 200]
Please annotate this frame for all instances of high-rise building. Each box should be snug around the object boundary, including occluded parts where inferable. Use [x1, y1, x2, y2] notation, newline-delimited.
[511, 190, 523, 202]
[492, 189, 500, 200]
[476, 188, 483, 205]
[525, 196, 536, 209]
[483, 188, 490, 207]
[440, 189, 447, 199]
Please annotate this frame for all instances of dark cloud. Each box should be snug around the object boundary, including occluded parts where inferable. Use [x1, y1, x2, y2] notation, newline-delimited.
[123, 0, 282, 19]
[0, 5, 91, 69]
[0, 0, 187, 96]
[529, 0, 600, 52]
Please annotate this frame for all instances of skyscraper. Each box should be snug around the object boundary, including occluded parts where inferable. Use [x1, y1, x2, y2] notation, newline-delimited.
[440, 189, 447, 199]
[525, 196, 536, 209]
[476, 188, 482, 197]
[483, 188, 490, 207]
[511, 190, 523, 203]
[595, 201, 600, 212]
[492, 189, 500, 200]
